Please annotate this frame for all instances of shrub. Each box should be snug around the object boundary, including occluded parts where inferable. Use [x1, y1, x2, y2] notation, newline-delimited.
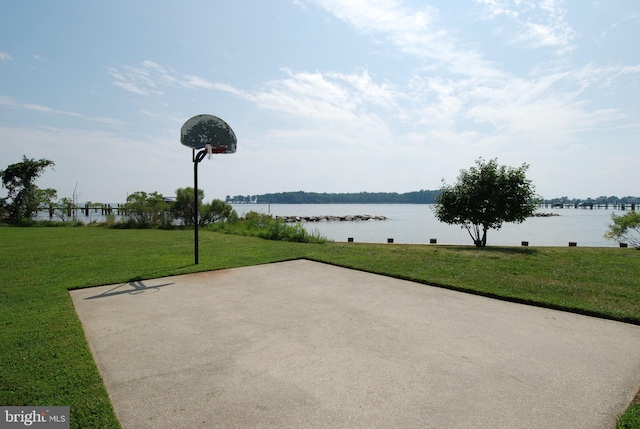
[604, 211, 640, 249]
[121, 191, 171, 228]
[210, 211, 328, 243]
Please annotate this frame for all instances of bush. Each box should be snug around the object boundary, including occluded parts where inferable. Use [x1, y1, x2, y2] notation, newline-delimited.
[210, 211, 328, 243]
[259, 219, 319, 243]
[244, 211, 275, 229]
[200, 199, 237, 225]
[103, 213, 117, 227]
[121, 191, 171, 229]
[604, 211, 640, 249]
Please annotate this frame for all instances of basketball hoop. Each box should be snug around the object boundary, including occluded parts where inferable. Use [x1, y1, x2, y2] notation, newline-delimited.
[205, 144, 228, 159]
[181, 114, 237, 265]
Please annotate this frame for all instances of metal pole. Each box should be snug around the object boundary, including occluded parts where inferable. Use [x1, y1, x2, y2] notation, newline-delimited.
[194, 149, 199, 265]
[193, 148, 208, 264]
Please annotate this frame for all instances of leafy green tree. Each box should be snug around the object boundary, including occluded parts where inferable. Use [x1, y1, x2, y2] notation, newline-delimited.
[200, 199, 237, 225]
[172, 187, 204, 226]
[434, 158, 537, 247]
[604, 211, 640, 249]
[0, 156, 57, 225]
[173, 187, 237, 226]
[122, 191, 169, 228]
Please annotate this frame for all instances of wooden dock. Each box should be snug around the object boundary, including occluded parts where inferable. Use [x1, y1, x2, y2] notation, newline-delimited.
[539, 203, 637, 210]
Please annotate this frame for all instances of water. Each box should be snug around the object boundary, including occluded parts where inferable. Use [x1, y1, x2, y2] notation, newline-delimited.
[37, 203, 624, 247]
[231, 204, 623, 247]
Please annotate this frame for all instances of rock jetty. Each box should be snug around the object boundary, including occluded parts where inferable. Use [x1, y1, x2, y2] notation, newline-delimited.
[530, 212, 561, 217]
[277, 214, 387, 223]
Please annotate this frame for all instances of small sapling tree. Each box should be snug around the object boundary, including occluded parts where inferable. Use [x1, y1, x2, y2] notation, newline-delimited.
[434, 158, 538, 247]
[604, 210, 640, 249]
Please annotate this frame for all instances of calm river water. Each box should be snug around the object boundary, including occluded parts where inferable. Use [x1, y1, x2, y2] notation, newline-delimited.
[231, 204, 626, 247]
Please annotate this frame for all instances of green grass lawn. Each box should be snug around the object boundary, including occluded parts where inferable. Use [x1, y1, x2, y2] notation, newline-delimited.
[1, 226, 639, 428]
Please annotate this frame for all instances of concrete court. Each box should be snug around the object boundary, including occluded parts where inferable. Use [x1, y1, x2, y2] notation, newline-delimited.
[70, 259, 640, 429]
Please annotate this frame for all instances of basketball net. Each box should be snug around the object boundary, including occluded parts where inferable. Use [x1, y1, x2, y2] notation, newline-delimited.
[205, 144, 213, 160]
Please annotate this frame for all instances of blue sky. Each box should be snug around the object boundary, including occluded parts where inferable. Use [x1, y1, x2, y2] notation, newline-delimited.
[1, 0, 639, 203]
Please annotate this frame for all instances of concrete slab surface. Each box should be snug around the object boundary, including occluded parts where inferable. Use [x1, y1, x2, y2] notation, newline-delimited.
[70, 259, 640, 429]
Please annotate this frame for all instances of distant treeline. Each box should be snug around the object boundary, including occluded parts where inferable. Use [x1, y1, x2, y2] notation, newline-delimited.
[225, 191, 640, 205]
[226, 190, 440, 204]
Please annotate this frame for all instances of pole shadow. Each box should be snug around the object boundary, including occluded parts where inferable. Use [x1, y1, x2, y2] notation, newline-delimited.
[84, 280, 175, 300]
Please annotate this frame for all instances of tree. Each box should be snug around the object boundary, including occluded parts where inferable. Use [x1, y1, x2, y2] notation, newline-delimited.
[604, 211, 640, 249]
[0, 156, 57, 225]
[54, 197, 74, 222]
[172, 187, 204, 226]
[200, 199, 237, 225]
[433, 158, 537, 247]
[173, 187, 237, 226]
[122, 191, 169, 228]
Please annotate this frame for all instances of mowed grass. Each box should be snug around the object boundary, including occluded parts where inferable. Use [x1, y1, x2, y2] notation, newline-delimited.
[305, 243, 640, 323]
[1, 226, 639, 428]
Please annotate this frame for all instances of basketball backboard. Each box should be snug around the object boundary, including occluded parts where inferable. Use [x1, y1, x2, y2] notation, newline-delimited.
[180, 114, 237, 153]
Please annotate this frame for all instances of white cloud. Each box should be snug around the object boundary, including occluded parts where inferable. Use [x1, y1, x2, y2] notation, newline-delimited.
[0, 95, 127, 126]
[177, 67, 398, 137]
[329, 70, 402, 108]
[0, 51, 12, 61]
[0, 95, 19, 107]
[108, 62, 172, 96]
[250, 69, 359, 120]
[398, 56, 639, 154]
[474, 0, 520, 19]
[407, 76, 469, 128]
[181, 75, 216, 90]
[110, 62, 399, 156]
[313, 0, 503, 79]
[159, 61, 636, 164]
[475, 0, 576, 55]
[103, 20, 639, 191]
[112, 80, 151, 96]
